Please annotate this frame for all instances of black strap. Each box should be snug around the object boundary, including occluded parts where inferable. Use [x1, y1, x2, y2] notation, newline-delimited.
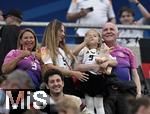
[57, 49, 72, 70]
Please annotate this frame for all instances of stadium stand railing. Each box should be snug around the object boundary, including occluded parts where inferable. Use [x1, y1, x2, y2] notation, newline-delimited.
[0, 21, 150, 95]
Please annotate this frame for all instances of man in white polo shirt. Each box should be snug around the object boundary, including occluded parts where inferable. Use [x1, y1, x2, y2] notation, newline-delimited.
[67, 0, 116, 43]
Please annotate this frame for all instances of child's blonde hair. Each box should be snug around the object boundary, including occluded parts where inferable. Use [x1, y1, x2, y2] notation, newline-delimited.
[85, 29, 102, 50]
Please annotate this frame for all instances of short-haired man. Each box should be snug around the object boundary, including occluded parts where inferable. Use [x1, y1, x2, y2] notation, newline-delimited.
[102, 22, 142, 114]
[44, 69, 89, 114]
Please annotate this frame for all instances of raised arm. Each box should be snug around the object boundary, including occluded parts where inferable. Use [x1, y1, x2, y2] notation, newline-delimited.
[72, 36, 89, 56]
[107, 0, 116, 23]
[67, 9, 88, 21]
[129, 0, 150, 18]
[66, 0, 89, 21]
[109, 18, 116, 24]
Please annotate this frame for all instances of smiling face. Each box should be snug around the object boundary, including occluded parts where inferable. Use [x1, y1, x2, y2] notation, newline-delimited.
[47, 74, 64, 95]
[102, 22, 119, 46]
[20, 31, 36, 51]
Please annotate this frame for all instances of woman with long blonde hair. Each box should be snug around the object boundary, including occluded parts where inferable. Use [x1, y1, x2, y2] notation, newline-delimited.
[40, 19, 88, 95]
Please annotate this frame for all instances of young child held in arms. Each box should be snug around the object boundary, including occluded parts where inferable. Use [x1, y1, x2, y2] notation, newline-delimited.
[73, 29, 117, 114]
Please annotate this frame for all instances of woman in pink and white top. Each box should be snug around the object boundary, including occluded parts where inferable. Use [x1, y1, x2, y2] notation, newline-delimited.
[2, 28, 41, 90]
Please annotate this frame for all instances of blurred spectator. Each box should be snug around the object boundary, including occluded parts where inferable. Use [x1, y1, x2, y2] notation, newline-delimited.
[128, 96, 150, 114]
[66, 0, 116, 43]
[44, 69, 89, 114]
[118, 0, 150, 47]
[0, 70, 35, 114]
[57, 97, 80, 114]
[2, 28, 41, 90]
[0, 9, 23, 75]
[4, 9, 22, 25]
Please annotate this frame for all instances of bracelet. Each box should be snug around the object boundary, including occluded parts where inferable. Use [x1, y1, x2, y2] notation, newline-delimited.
[135, 2, 140, 6]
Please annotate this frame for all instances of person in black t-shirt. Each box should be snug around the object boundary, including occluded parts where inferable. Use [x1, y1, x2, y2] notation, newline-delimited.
[0, 9, 22, 75]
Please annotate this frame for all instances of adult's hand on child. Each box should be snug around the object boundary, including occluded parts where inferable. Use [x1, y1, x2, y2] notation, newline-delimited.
[72, 71, 89, 82]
